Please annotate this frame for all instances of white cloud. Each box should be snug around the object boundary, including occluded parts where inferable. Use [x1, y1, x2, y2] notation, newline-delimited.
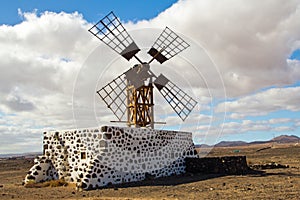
[130, 0, 300, 97]
[0, 11, 100, 153]
[193, 118, 297, 143]
[269, 118, 293, 124]
[272, 126, 294, 132]
[215, 86, 300, 117]
[294, 120, 300, 127]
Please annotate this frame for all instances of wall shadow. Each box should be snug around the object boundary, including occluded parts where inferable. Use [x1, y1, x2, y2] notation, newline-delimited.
[101, 169, 265, 189]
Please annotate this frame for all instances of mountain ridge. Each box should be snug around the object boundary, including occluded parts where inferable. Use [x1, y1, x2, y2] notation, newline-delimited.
[195, 135, 300, 148]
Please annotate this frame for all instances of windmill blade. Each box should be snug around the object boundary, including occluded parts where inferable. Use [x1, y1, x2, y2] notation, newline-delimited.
[154, 74, 197, 121]
[89, 11, 141, 61]
[96, 73, 127, 121]
[148, 27, 190, 64]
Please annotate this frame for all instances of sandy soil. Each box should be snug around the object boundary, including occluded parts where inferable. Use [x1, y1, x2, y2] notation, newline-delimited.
[0, 144, 299, 200]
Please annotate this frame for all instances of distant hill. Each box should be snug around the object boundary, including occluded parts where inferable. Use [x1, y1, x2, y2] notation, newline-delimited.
[194, 144, 212, 148]
[208, 135, 300, 147]
[271, 135, 300, 143]
[214, 141, 248, 147]
[0, 152, 42, 159]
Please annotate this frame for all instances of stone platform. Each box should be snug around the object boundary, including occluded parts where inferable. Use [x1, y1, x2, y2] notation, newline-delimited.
[25, 126, 197, 190]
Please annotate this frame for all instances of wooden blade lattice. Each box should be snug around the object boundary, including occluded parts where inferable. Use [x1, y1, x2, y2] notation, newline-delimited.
[89, 11, 140, 61]
[154, 74, 197, 121]
[97, 74, 127, 121]
[148, 27, 190, 64]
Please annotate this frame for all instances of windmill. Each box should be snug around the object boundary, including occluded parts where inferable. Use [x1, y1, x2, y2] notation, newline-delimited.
[89, 11, 197, 129]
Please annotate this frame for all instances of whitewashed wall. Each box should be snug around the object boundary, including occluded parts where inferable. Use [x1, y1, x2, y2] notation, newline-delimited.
[25, 126, 197, 190]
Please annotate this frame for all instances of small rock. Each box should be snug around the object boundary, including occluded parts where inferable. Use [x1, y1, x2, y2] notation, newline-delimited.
[222, 183, 226, 186]
[71, 191, 75, 195]
[0, 185, 3, 188]
[209, 187, 214, 191]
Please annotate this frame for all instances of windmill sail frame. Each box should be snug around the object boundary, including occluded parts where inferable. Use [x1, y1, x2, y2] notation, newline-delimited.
[91, 12, 197, 129]
[88, 11, 140, 61]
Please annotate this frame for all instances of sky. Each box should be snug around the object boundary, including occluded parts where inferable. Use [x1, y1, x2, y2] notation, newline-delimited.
[0, 0, 300, 154]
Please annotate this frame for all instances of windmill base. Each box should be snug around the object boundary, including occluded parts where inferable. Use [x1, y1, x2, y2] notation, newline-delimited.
[24, 126, 198, 190]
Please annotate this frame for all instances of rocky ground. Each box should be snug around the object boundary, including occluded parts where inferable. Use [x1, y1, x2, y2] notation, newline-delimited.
[0, 143, 299, 200]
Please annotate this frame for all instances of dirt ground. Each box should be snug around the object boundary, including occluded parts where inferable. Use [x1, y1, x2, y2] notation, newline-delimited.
[0, 144, 299, 200]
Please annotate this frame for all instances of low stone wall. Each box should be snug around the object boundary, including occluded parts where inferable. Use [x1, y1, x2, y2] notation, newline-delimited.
[250, 162, 289, 170]
[185, 156, 249, 175]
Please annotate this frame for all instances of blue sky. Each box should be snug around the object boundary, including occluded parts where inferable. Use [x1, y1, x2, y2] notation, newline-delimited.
[0, 0, 178, 25]
[0, 0, 300, 153]
[290, 49, 300, 60]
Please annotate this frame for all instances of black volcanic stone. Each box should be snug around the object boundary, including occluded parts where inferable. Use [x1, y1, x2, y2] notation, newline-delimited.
[81, 182, 87, 189]
[27, 175, 35, 180]
[36, 166, 41, 170]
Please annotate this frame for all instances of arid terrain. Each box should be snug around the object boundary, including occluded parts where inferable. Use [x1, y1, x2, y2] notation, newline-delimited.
[0, 143, 299, 200]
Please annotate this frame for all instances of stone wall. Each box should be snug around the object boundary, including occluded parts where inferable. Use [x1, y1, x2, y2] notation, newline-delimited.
[25, 126, 197, 189]
[185, 156, 249, 175]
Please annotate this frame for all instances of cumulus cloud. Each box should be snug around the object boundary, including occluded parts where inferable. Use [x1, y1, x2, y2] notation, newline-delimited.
[215, 86, 300, 117]
[130, 0, 300, 97]
[5, 92, 36, 112]
[0, 10, 99, 153]
[0, 11, 97, 100]
[194, 118, 298, 141]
